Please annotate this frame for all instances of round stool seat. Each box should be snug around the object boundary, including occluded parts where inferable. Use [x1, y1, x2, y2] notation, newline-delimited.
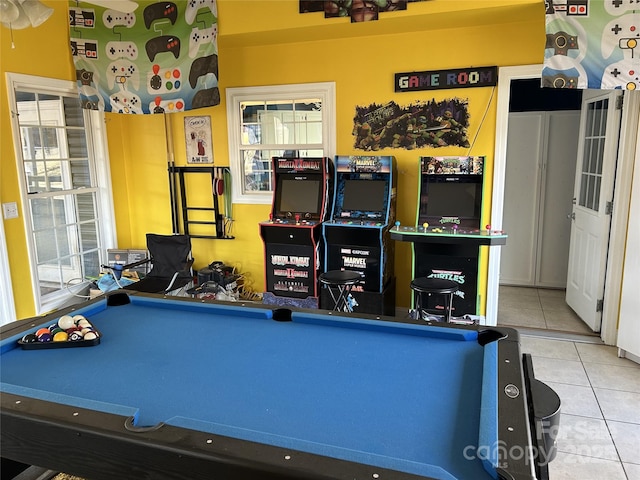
[410, 277, 459, 322]
[319, 270, 363, 312]
[319, 270, 363, 286]
[410, 277, 459, 295]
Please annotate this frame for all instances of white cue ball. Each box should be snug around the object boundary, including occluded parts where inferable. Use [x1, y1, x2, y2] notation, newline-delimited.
[57, 315, 75, 330]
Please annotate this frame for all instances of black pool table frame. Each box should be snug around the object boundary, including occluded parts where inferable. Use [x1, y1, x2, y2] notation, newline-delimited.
[1, 292, 555, 480]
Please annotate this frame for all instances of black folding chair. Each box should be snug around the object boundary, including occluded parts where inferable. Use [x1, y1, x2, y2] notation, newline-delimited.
[124, 234, 194, 295]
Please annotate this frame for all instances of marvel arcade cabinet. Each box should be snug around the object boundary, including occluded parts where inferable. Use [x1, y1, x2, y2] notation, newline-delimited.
[321, 155, 397, 316]
[260, 157, 333, 309]
[390, 156, 507, 322]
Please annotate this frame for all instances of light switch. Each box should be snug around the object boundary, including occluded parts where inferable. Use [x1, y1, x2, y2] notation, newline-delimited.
[2, 202, 18, 219]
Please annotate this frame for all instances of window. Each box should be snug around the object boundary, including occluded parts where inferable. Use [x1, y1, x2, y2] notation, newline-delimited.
[226, 83, 336, 204]
[6, 74, 116, 314]
[578, 98, 608, 211]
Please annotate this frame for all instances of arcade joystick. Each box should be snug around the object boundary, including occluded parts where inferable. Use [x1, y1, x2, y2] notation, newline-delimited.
[452, 225, 458, 233]
[422, 222, 428, 231]
[485, 224, 491, 231]
[269, 213, 273, 223]
[295, 214, 300, 225]
[395, 221, 400, 229]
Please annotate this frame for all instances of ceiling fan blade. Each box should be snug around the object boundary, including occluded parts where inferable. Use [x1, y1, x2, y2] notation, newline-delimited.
[81, 0, 138, 13]
[17, 0, 53, 27]
[1, 0, 33, 29]
[0, 0, 20, 23]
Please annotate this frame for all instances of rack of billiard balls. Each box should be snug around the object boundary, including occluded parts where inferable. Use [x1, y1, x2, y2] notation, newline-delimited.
[18, 314, 101, 349]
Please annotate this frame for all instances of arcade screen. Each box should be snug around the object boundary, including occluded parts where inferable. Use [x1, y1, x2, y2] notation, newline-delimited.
[341, 179, 387, 214]
[418, 174, 482, 228]
[276, 178, 321, 215]
[423, 179, 482, 220]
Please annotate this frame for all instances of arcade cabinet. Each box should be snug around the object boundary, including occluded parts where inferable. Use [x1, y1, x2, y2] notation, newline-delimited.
[321, 155, 397, 315]
[260, 157, 333, 309]
[391, 156, 507, 322]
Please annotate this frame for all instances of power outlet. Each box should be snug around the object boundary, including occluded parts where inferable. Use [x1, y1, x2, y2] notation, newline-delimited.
[2, 202, 19, 219]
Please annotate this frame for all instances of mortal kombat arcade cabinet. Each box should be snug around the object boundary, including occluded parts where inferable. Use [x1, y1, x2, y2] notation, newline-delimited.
[260, 157, 333, 309]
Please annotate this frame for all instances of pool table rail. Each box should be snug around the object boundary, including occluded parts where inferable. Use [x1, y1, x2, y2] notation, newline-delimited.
[2, 389, 463, 480]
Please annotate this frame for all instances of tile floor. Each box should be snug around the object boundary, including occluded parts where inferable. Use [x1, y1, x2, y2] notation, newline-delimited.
[404, 285, 638, 478]
[498, 286, 639, 478]
[498, 286, 595, 335]
[519, 332, 640, 479]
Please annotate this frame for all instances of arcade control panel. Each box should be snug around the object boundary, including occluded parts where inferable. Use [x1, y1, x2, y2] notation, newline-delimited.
[391, 221, 508, 246]
[265, 214, 320, 227]
[326, 219, 385, 227]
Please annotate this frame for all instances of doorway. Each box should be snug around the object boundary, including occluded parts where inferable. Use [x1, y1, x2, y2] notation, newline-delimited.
[497, 78, 592, 335]
[489, 65, 636, 344]
[500, 80, 582, 288]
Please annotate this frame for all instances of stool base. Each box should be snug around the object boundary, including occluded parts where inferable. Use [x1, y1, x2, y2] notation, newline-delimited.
[320, 277, 396, 316]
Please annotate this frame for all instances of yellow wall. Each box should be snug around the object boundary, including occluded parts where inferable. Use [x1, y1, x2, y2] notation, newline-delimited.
[1, 0, 544, 319]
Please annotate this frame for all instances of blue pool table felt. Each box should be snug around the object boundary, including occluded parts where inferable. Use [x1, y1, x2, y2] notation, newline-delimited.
[1, 297, 499, 480]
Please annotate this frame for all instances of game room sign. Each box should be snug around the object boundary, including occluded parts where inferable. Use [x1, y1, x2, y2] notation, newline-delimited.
[395, 66, 498, 92]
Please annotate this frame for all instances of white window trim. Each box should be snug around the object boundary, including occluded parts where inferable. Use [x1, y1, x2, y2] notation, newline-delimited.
[5, 73, 117, 314]
[226, 82, 336, 205]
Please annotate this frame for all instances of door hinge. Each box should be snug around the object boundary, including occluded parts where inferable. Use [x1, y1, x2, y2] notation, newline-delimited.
[596, 299, 604, 312]
[605, 201, 613, 215]
[616, 95, 624, 110]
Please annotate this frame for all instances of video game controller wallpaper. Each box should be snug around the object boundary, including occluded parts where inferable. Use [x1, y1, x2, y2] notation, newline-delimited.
[69, 0, 219, 114]
[543, 1, 639, 90]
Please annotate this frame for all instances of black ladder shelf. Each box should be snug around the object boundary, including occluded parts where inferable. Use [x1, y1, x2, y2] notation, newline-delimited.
[168, 164, 234, 240]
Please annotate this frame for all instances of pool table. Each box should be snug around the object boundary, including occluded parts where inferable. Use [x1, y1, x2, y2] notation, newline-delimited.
[0, 292, 558, 480]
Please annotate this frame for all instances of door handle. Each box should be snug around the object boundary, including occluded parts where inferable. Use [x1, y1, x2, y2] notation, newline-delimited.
[568, 212, 575, 220]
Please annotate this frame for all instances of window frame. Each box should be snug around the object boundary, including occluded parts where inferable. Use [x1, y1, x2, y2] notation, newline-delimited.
[5, 73, 117, 315]
[226, 82, 336, 205]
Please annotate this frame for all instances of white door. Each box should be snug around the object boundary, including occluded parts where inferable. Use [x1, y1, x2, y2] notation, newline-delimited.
[501, 110, 580, 288]
[617, 113, 640, 358]
[501, 112, 543, 286]
[566, 90, 622, 332]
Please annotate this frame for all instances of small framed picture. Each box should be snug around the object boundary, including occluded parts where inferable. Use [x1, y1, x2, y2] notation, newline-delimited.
[185, 116, 213, 164]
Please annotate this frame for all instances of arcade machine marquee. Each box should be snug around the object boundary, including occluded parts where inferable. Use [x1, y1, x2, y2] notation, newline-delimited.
[260, 157, 333, 309]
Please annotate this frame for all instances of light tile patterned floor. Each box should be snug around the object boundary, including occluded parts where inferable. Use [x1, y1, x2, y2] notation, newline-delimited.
[520, 335, 640, 480]
[498, 287, 639, 478]
[498, 286, 595, 335]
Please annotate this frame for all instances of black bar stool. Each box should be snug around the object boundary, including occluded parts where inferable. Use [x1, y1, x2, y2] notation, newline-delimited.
[319, 270, 363, 312]
[410, 277, 459, 322]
